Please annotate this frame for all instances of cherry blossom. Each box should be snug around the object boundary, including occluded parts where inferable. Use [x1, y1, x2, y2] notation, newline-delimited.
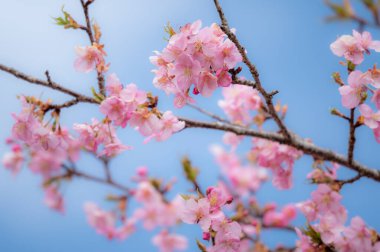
[152, 230, 188, 252]
[151, 20, 242, 107]
[74, 44, 107, 73]
[338, 70, 367, 109]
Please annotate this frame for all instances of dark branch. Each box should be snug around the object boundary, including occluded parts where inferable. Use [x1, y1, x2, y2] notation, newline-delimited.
[181, 117, 380, 182]
[212, 0, 291, 140]
[0, 64, 97, 104]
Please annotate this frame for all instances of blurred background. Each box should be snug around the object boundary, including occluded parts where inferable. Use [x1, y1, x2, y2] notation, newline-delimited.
[1, 0, 380, 251]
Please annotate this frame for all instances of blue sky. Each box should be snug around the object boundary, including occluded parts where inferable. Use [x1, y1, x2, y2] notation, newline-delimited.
[1, 0, 380, 251]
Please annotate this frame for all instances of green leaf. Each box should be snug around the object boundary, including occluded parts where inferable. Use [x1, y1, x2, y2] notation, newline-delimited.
[182, 157, 198, 182]
[91, 87, 105, 102]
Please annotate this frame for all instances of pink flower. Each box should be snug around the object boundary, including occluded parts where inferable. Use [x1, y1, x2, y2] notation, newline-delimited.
[343, 217, 372, 252]
[373, 125, 380, 143]
[227, 166, 267, 195]
[99, 97, 129, 127]
[115, 219, 136, 240]
[173, 92, 194, 108]
[99, 142, 131, 157]
[74, 120, 128, 157]
[222, 132, 243, 149]
[364, 65, 380, 88]
[372, 89, 380, 109]
[216, 68, 232, 87]
[206, 186, 231, 212]
[155, 111, 185, 141]
[210, 145, 241, 172]
[330, 34, 364, 64]
[74, 45, 106, 73]
[44, 186, 64, 213]
[2, 145, 23, 175]
[330, 30, 380, 64]
[315, 214, 344, 244]
[212, 218, 242, 240]
[338, 70, 367, 109]
[180, 198, 212, 231]
[106, 73, 123, 96]
[263, 204, 296, 227]
[217, 39, 242, 69]
[311, 184, 342, 214]
[251, 138, 302, 189]
[295, 228, 317, 252]
[28, 150, 64, 177]
[11, 109, 39, 144]
[84, 202, 117, 239]
[197, 71, 218, 97]
[134, 182, 162, 205]
[359, 104, 380, 129]
[130, 109, 163, 136]
[171, 53, 201, 91]
[296, 200, 317, 223]
[151, 20, 242, 106]
[218, 85, 261, 123]
[119, 83, 147, 108]
[133, 204, 166, 230]
[152, 230, 188, 252]
[208, 236, 241, 252]
[353, 30, 380, 53]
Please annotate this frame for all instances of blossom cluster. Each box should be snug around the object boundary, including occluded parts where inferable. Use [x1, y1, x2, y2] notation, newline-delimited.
[74, 43, 109, 73]
[330, 30, 380, 65]
[211, 144, 268, 196]
[150, 20, 242, 108]
[84, 170, 188, 252]
[100, 74, 185, 141]
[250, 138, 303, 189]
[296, 183, 379, 251]
[73, 118, 131, 157]
[180, 185, 243, 252]
[218, 84, 262, 124]
[331, 30, 380, 143]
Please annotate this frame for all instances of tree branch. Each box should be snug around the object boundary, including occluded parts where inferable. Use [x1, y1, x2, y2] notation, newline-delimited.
[0, 64, 97, 104]
[181, 117, 380, 182]
[79, 0, 106, 96]
[212, 0, 291, 140]
[187, 103, 231, 124]
[348, 108, 356, 164]
[60, 164, 131, 194]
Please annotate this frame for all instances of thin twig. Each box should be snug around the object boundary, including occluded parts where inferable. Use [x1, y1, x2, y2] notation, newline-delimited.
[348, 108, 356, 164]
[0, 64, 97, 104]
[44, 99, 80, 112]
[187, 103, 231, 124]
[336, 173, 362, 186]
[80, 0, 95, 44]
[79, 0, 106, 96]
[212, 0, 291, 140]
[61, 164, 131, 194]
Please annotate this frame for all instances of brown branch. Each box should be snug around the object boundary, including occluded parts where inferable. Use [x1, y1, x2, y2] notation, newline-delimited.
[0, 64, 97, 104]
[44, 98, 81, 112]
[336, 173, 362, 186]
[181, 117, 380, 182]
[187, 103, 231, 124]
[61, 164, 131, 194]
[212, 0, 291, 140]
[262, 224, 295, 233]
[79, 0, 106, 96]
[348, 108, 356, 164]
[232, 77, 257, 88]
[80, 0, 95, 44]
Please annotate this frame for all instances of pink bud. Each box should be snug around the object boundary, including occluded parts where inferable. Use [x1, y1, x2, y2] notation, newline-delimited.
[202, 232, 210, 241]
